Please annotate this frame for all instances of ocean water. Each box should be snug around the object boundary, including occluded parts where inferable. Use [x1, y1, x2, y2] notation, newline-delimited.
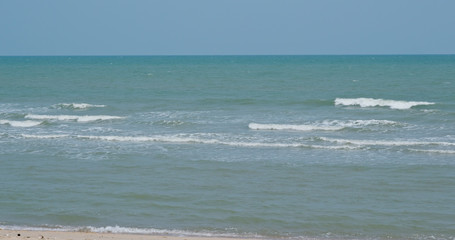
[1, 55, 454, 240]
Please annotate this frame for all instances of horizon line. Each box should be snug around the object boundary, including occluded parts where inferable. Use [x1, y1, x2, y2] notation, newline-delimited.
[1, 53, 455, 57]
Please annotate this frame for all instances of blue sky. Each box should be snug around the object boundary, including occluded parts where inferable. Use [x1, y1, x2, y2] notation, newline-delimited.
[1, 0, 455, 55]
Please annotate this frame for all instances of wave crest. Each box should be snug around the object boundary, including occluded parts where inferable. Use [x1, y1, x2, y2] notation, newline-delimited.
[55, 103, 106, 110]
[323, 119, 401, 127]
[21, 134, 357, 150]
[0, 120, 43, 127]
[248, 123, 343, 131]
[22, 134, 70, 139]
[25, 114, 124, 122]
[320, 137, 455, 147]
[335, 98, 434, 110]
[249, 120, 401, 132]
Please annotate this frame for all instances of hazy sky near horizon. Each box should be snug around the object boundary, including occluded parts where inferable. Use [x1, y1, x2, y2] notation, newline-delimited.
[1, 0, 455, 55]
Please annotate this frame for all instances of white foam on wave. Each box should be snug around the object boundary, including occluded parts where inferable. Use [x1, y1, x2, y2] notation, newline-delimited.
[320, 137, 455, 147]
[78, 134, 359, 150]
[77, 135, 219, 144]
[56, 103, 106, 109]
[249, 120, 401, 132]
[322, 119, 401, 127]
[0, 120, 43, 127]
[248, 123, 343, 131]
[25, 114, 124, 122]
[20, 133, 356, 150]
[22, 134, 70, 139]
[335, 98, 435, 110]
[408, 149, 455, 154]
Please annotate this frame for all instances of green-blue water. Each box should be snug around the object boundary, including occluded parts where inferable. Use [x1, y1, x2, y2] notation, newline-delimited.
[1, 55, 454, 239]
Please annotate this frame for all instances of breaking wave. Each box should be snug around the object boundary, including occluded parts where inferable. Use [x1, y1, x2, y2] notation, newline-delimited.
[25, 114, 124, 122]
[320, 137, 455, 147]
[248, 123, 343, 131]
[0, 120, 43, 127]
[322, 119, 401, 127]
[21, 134, 358, 150]
[18, 134, 455, 154]
[21, 134, 70, 139]
[249, 120, 402, 132]
[408, 149, 455, 154]
[54, 103, 106, 110]
[335, 98, 435, 110]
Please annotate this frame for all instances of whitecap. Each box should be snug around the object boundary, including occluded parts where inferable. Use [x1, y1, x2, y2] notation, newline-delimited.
[0, 120, 43, 127]
[21, 134, 70, 139]
[76, 134, 358, 150]
[408, 149, 455, 154]
[77, 135, 225, 145]
[25, 114, 124, 122]
[334, 98, 434, 110]
[322, 119, 401, 127]
[55, 103, 106, 110]
[17, 133, 359, 151]
[248, 123, 343, 131]
[320, 137, 455, 147]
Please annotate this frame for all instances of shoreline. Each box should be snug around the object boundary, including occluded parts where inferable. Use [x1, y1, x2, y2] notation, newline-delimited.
[0, 229, 263, 240]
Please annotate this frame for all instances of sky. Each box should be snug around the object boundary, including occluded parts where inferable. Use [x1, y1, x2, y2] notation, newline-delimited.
[1, 0, 455, 56]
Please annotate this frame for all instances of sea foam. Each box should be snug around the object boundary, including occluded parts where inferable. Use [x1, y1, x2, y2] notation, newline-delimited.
[335, 98, 435, 110]
[0, 225, 258, 238]
[21, 133, 356, 150]
[81, 225, 253, 237]
[0, 120, 43, 127]
[320, 137, 455, 147]
[77, 134, 358, 150]
[25, 114, 124, 122]
[408, 149, 455, 154]
[55, 103, 106, 110]
[22, 134, 70, 139]
[322, 119, 401, 127]
[248, 120, 400, 132]
[248, 123, 343, 131]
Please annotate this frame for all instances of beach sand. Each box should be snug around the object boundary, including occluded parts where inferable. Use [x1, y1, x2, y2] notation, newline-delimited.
[0, 229, 260, 240]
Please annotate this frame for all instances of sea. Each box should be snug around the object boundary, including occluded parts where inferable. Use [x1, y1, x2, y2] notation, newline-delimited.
[0, 55, 454, 240]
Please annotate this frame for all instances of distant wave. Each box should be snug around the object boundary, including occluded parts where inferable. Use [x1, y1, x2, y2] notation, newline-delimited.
[248, 123, 343, 131]
[54, 103, 106, 110]
[408, 149, 455, 154]
[25, 114, 124, 122]
[0, 120, 43, 127]
[249, 120, 401, 132]
[320, 137, 455, 147]
[335, 98, 435, 110]
[324, 119, 400, 126]
[21, 134, 70, 139]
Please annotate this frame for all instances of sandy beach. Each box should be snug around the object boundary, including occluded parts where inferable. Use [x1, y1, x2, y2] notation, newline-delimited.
[0, 230, 260, 240]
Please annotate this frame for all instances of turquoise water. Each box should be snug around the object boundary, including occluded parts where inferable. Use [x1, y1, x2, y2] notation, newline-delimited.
[1, 55, 454, 239]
